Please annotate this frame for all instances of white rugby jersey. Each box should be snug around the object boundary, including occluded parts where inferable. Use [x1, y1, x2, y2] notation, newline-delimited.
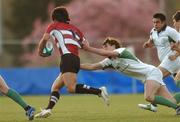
[150, 26, 180, 61]
[99, 48, 156, 82]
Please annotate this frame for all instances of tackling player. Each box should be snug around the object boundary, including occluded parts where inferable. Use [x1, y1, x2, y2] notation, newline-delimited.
[81, 37, 180, 115]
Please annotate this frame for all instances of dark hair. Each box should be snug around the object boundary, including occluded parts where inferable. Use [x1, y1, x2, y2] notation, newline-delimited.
[172, 11, 180, 22]
[103, 37, 121, 49]
[51, 6, 70, 22]
[153, 13, 166, 22]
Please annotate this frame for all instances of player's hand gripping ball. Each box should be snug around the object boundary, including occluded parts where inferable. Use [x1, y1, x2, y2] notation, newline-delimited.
[42, 41, 54, 56]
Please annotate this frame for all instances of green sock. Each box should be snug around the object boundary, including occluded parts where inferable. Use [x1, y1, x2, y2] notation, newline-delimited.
[176, 80, 180, 87]
[6, 89, 28, 110]
[174, 92, 180, 104]
[153, 96, 177, 109]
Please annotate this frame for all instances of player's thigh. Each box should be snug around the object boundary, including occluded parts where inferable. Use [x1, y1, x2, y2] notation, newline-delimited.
[61, 72, 77, 89]
[51, 73, 65, 91]
[156, 85, 176, 104]
[0, 76, 9, 94]
[174, 71, 180, 81]
[144, 80, 160, 99]
[159, 57, 180, 78]
[60, 54, 80, 90]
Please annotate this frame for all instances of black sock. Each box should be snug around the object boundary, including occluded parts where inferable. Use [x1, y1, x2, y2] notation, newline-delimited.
[46, 91, 60, 109]
[152, 103, 157, 107]
[24, 105, 31, 111]
[75, 84, 101, 95]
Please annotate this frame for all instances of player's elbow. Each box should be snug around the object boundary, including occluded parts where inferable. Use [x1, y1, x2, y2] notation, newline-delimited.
[81, 64, 97, 70]
[87, 66, 96, 70]
[38, 49, 46, 57]
[101, 52, 114, 57]
[38, 49, 43, 56]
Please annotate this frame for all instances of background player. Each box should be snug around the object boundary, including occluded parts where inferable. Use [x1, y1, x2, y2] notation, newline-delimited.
[143, 13, 180, 85]
[141, 13, 180, 112]
[170, 11, 180, 85]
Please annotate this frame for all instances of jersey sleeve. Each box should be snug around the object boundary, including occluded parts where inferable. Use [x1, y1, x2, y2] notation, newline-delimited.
[99, 58, 112, 68]
[167, 27, 180, 42]
[45, 23, 64, 47]
[113, 48, 125, 56]
[76, 28, 85, 44]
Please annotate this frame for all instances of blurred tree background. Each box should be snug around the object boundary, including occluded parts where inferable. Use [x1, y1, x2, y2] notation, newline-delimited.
[165, 0, 180, 25]
[0, 0, 179, 67]
[1, 0, 71, 67]
[4, 0, 71, 39]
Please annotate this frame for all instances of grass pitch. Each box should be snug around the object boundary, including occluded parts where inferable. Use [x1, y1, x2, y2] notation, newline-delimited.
[0, 94, 179, 122]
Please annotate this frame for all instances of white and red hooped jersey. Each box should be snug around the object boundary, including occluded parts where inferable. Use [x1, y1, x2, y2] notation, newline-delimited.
[46, 22, 85, 56]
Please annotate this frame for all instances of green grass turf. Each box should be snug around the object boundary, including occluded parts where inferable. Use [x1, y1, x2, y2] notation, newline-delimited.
[0, 94, 179, 122]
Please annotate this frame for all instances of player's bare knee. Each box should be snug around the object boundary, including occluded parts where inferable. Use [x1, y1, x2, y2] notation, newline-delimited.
[171, 98, 177, 104]
[0, 86, 8, 95]
[67, 86, 75, 93]
[0, 81, 8, 94]
[0, 87, 5, 94]
[51, 85, 59, 92]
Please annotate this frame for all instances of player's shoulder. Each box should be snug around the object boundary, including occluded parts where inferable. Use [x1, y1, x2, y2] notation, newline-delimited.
[47, 22, 70, 29]
[114, 47, 126, 53]
[150, 28, 156, 35]
[46, 22, 57, 33]
[150, 28, 155, 32]
[165, 26, 176, 32]
[47, 22, 57, 28]
[69, 24, 83, 33]
[164, 26, 180, 36]
[46, 22, 61, 32]
[68, 23, 84, 38]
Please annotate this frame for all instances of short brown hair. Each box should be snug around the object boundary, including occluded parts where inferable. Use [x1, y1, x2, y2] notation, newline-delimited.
[153, 13, 166, 22]
[172, 11, 180, 22]
[51, 6, 70, 22]
[103, 37, 122, 49]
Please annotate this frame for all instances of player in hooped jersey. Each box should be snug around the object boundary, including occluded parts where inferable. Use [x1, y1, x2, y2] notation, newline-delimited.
[81, 37, 180, 115]
[35, 6, 109, 118]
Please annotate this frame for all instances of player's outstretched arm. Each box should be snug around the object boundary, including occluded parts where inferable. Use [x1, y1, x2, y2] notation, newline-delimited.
[83, 44, 118, 58]
[80, 63, 103, 70]
[38, 33, 50, 57]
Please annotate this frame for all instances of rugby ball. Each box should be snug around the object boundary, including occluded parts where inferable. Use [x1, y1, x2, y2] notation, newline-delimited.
[43, 41, 54, 56]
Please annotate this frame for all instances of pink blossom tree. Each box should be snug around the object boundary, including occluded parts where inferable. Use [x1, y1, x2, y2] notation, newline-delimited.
[21, 0, 159, 66]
